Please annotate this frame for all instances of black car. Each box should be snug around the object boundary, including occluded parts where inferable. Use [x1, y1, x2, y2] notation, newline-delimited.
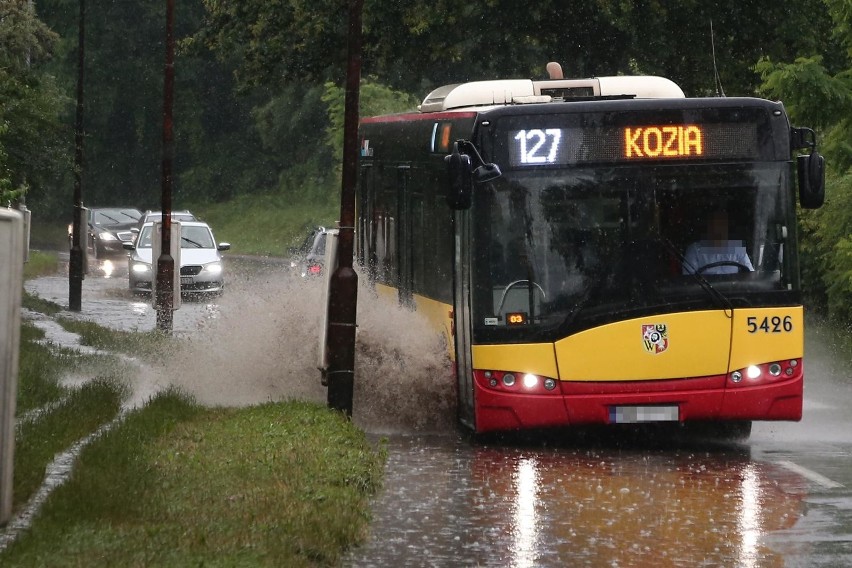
[289, 226, 335, 277]
[68, 207, 142, 259]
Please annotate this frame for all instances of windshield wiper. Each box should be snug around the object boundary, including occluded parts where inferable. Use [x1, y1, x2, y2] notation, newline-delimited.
[660, 237, 733, 317]
[181, 237, 205, 248]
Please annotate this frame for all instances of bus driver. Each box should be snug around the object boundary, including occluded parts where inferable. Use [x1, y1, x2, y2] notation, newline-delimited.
[683, 208, 754, 275]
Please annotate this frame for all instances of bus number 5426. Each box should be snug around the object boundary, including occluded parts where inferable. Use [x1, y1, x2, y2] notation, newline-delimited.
[747, 315, 793, 333]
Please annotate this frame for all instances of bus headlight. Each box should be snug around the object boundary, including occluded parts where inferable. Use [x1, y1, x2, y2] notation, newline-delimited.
[523, 374, 538, 389]
[475, 370, 560, 395]
[729, 359, 802, 386]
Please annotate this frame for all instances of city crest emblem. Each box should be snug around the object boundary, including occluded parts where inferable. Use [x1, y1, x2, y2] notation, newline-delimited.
[642, 324, 668, 354]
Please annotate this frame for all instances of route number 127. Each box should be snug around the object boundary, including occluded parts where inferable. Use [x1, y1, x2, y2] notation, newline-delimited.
[514, 129, 563, 164]
[746, 315, 793, 333]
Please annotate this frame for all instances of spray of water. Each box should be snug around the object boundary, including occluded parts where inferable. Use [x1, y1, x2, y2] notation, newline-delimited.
[149, 264, 457, 434]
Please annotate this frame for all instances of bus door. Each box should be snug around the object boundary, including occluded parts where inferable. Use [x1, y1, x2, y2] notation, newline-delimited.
[452, 208, 476, 428]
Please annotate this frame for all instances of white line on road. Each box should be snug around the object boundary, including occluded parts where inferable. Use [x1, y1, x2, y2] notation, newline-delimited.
[776, 460, 845, 489]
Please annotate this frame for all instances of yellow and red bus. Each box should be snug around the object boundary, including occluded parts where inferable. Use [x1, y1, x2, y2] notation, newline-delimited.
[356, 70, 824, 437]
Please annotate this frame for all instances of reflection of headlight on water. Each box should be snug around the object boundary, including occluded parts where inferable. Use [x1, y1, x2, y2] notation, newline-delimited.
[131, 302, 149, 315]
[101, 259, 115, 278]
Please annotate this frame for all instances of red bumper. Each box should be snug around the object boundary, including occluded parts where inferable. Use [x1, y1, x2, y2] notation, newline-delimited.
[473, 372, 803, 434]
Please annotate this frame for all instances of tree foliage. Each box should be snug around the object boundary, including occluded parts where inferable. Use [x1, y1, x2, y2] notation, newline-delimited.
[196, 0, 833, 97]
[756, 0, 852, 321]
[0, 0, 65, 207]
[321, 80, 418, 164]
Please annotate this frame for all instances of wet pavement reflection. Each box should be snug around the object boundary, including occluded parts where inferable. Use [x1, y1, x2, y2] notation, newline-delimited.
[345, 434, 818, 567]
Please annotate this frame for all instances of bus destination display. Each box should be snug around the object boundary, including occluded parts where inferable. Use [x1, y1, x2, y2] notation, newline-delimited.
[508, 122, 758, 167]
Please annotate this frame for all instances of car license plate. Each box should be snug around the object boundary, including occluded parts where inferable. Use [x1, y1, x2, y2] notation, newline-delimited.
[610, 405, 679, 423]
[180, 276, 192, 285]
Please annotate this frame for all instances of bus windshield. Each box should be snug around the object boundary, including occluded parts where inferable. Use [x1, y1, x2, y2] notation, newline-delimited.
[470, 162, 798, 342]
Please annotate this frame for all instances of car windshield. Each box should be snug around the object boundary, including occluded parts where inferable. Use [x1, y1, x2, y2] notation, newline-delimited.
[137, 225, 215, 249]
[93, 209, 140, 225]
[146, 213, 195, 223]
[181, 226, 215, 248]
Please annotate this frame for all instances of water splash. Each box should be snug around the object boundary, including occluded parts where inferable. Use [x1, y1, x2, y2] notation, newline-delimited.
[148, 266, 457, 434]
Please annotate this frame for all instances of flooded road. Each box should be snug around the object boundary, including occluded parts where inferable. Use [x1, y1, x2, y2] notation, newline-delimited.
[25, 255, 852, 566]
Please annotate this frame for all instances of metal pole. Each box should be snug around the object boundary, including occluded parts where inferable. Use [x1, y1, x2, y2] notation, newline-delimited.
[69, 0, 85, 312]
[325, 0, 363, 415]
[155, 0, 175, 332]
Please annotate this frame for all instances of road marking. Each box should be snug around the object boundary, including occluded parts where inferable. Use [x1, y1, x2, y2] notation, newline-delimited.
[776, 460, 845, 489]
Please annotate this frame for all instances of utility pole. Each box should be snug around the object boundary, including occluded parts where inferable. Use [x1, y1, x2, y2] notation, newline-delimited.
[325, 0, 363, 415]
[155, 0, 175, 332]
[69, 0, 85, 312]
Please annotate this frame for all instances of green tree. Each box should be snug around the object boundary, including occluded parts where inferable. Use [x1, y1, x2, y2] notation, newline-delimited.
[37, 0, 278, 211]
[196, 0, 832, 97]
[321, 79, 418, 164]
[756, 0, 852, 320]
[0, 0, 66, 208]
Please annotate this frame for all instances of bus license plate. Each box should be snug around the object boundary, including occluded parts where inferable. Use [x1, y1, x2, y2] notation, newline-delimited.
[180, 276, 192, 285]
[610, 405, 679, 423]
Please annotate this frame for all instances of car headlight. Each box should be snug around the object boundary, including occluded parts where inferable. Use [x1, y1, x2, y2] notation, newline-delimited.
[99, 232, 118, 241]
[131, 262, 152, 274]
[203, 261, 222, 275]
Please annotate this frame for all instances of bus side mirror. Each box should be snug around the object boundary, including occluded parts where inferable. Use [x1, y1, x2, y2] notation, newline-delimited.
[445, 145, 473, 210]
[798, 151, 825, 209]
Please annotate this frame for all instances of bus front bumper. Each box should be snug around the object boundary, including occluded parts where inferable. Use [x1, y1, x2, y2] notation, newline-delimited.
[473, 372, 803, 434]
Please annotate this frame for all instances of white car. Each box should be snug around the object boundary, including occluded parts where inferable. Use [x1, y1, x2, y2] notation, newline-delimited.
[125, 221, 230, 295]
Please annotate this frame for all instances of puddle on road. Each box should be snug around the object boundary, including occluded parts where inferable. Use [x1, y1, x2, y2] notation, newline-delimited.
[345, 436, 814, 567]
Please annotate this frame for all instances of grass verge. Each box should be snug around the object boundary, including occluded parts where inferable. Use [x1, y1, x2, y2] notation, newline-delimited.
[54, 317, 173, 360]
[16, 323, 74, 413]
[13, 378, 126, 506]
[14, 317, 129, 521]
[22, 250, 60, 281]
[12, 273, 386, 565]
[192, 194, 338, 256]
[2, 392, 386, 566]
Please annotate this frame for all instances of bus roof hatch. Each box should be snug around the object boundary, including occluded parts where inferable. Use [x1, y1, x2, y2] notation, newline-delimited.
[419, 76, 684, 113]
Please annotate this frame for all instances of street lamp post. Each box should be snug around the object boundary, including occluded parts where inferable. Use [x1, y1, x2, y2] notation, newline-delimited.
[69, 0, 86, 312]
[325, 0, 363, 416]
[155, 0, 176, 332]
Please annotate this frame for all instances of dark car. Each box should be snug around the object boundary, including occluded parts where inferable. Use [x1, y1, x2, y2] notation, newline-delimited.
[68, 207, 143, 259]
[289, 226, 335, 278]
[131, 210, 197, 239]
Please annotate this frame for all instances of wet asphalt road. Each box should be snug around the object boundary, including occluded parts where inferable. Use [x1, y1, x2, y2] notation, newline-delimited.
[25, 254, 852, 567]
